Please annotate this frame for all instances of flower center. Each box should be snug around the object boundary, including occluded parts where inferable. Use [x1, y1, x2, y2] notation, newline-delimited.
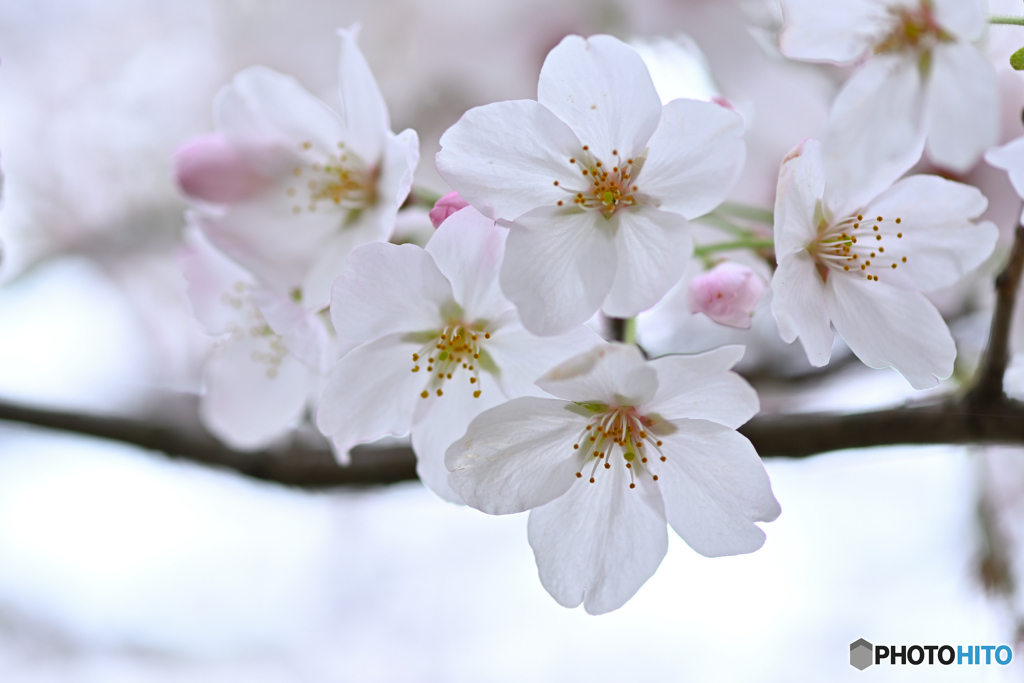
[287, 141, 378, 219]
[808, 212, 907, 284]
[570, 405, 670, 490]
[552, 146, 646, 219]
[219, 281, 289, 379]
[873, 1, 952, 57]
[410, 321, 492, 399]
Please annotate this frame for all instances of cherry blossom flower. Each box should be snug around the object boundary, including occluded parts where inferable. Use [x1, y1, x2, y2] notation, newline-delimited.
[179, 27, 419, 308]
[316, 207, 600, 502]
[436, 34, 745, 335]
[181, 226, 330, 450]
[447, 343, 779, 614]
[778, 0, 996, 183]
[688, 261, 766, 329]
[428, 191, 469, 229]
[771, 139, 998, 389]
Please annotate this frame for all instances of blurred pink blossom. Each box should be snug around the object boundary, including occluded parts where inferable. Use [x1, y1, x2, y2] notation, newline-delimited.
[428, 191, 469, 229]
[174, 134, 272, 203]
[687, 262, 764, 329]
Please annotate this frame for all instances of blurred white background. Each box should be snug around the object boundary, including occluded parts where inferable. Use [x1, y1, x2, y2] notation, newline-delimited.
[2, 0, 1024, 680]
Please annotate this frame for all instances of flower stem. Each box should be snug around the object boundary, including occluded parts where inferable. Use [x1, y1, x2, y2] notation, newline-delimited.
[696, 213, 751, 238]
[694, 238, 775, 257]
[404, 187, 443, 209]
[991, 15, 1024, 26]
[714, 201, 775, 225]
[607, 317, 636, 344]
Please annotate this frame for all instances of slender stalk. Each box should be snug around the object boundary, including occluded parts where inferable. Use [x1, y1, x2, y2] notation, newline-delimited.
[607, 316, 635, 343]
[694, 213, 752, 238]
[694, 238, 775, 257]
[714, 202, 775, 225]
[991, 15, 1024, 26]
[623, 317, 636, 345]
[403, 187, 443, 209]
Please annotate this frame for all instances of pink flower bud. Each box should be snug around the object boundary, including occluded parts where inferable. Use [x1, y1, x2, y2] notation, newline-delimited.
[428, 191, 470, 229]
[174, 134, 272, 203]
[687, 262, 765, 329]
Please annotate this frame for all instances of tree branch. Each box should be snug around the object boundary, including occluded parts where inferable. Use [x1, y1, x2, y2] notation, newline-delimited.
[1, 225, 1021, 488]
[968, 224, 1024, 407]
[2, 394, 1024, 488]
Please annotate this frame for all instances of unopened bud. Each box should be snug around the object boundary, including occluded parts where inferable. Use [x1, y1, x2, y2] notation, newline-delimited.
[174, 134, 272, 203]
[428, 191, 470, 229]
[687, 262, 765, 329]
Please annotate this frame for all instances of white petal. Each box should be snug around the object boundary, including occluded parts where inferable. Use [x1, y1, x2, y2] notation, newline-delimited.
[484, 316, 603, 399]
[300, 219, 390, 311]
[770, 251, 833, 366]
[644, 347, 759, 428]
[330, 242, 453, 356]
[215, 66, 344, 177]
[601, 207, 692, 318]
[250, 288, 328, 370]
[655, 419, 779, 557]
[826, 276, 955, 389]
[778, 0, 884, 63]
[411, 374, 507, 505]
[201, 336, 309, 450]
[499, 207, 616, 336]
[379, 127, 420, 216]
[986, 136, 1024, 210]
[536, 343, 657, 406]
[931, 0, 985, 41]
[436, 100, 583, 220]
[637, 99, 745, 219]
[446, 397, 589, 513]
[192, 193, 349, 296]
[314, 333, 423, 455]
[773, 139, 825, 258]
[822, 54, 926, 217]
[537, 34, 662, 164]
[301, 127, 419, 308]
[425, 207, 509, 320]
[527, 460, 667, 615]
[864, 174, 997, 291]
[180, 223, 257, 336]
[924, 42, 998, 173]
[336, 26, 390, 163]
[631, 35, 721, 104]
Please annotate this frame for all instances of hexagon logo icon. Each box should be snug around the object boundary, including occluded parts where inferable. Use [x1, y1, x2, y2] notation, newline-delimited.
[850, 639, 873, 670]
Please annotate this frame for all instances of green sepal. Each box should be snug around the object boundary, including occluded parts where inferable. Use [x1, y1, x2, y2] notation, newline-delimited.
[1011, 46, 1024, 70]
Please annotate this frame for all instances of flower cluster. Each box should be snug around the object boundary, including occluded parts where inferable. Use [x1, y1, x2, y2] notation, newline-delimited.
[173, 9, 1013, 614]
[176, 27, 419, 449]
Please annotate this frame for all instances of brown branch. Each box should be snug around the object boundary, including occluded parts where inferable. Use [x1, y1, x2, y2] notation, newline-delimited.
[0, 224, 1021, 487]
[741, 399, 1024, 458]
[0, 398, 414, 488]
[968, 224, 1024, 407]
[2, 395, 1024, 488]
